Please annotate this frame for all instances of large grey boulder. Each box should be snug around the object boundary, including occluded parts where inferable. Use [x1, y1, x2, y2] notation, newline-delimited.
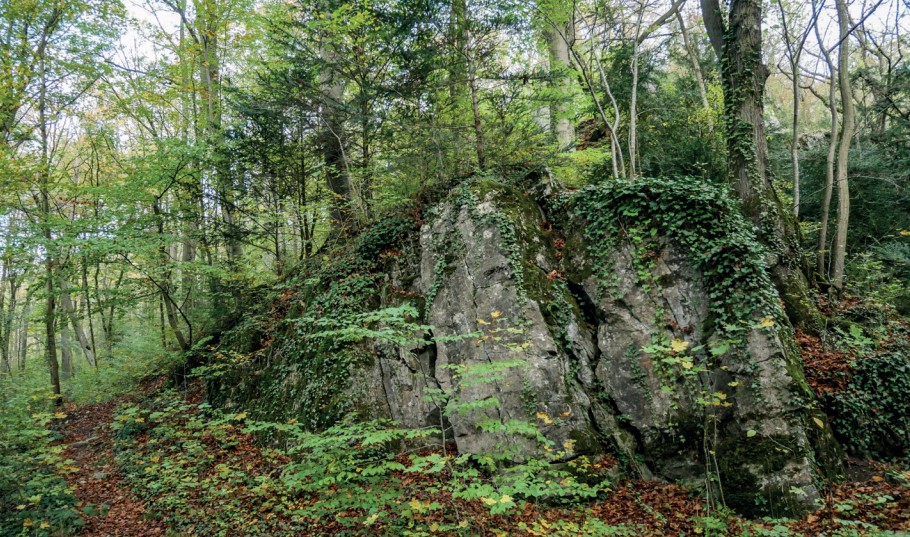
[212, 177, 838, 517]
[380, 180, 829, 515]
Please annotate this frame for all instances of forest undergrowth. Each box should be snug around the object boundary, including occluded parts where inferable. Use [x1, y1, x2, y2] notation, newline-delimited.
[64, 373, 910, 536]
[1, 295, 906, 537]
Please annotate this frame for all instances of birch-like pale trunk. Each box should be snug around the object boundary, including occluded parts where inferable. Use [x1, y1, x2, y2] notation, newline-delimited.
[831, 0, 855, 290]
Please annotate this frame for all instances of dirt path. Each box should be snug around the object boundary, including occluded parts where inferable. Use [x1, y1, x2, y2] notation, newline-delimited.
[59, 398, 168, 537]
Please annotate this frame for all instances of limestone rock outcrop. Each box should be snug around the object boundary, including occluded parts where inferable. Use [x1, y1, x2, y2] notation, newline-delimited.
[211, 177, 838, 517]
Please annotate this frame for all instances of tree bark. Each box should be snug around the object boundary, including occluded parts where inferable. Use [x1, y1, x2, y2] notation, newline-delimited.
[776, 0, 802, 217]
[628, 5, 646, 178]
[831, 0, 855, 290]
[814, 11, 838, 280]
[546, 9, 575, 151]
[702, 0, 818, 327]
[0, 253, 18, 376]
[60, 282, 96, 367]
[676, 11, 711, 114]
[17, 297, 30, 372]
[469, 66, 486, 169]
[37, 25, 62, 404]
[60, 323, 73, 381]
[319, 1, 354, 234]
[193, 0, 241, 262]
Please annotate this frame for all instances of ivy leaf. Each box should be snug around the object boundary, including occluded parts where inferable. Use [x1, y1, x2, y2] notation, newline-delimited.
[746, 430, 757, 438]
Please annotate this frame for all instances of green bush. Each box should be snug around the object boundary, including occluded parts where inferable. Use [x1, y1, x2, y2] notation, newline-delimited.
[823, 347, 910, 459]
[0, 381, 83, 536]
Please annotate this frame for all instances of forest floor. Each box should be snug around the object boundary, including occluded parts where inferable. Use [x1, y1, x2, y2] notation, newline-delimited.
[58, 379, 169, 537]
[54, 376, 910, 536]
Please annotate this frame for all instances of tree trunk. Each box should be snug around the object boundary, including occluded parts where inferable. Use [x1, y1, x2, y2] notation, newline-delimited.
[81, 261, 97, 364]
[150, 198, 191, 351]
[702, 0, 818, 327]
[775, 0, 810, 219]
[546, 10, 575, 151]
[318, 2, 354, 234]
[0, 255, 17, 376]
[676, 11, 711, 114]
[831, 0, 855, 290]
[60, 323, 73, 381]
[814, 12, 838, 280]
[469, 67, 486, 169]
[568, 16, 625, 176]
[0, 273, 12, 374]
[193, 0, 241, 263]
[96, 267, 122, 359]
[37, 30, 62, 404]
[17, 298, 30, 372]
[788, 65, 802, 218]
[628, 6, 647, 178]
[60, 283, 96, 367]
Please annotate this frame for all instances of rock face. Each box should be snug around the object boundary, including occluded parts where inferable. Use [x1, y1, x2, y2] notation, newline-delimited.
[211, 177, 838, 517]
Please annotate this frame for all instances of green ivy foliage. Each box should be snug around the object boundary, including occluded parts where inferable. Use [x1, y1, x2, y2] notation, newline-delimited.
[822, 318, 910, 459]
[566, 176, 781, 335]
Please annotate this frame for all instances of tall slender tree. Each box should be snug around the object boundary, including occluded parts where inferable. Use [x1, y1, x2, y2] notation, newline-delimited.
[831, 0, 856, 290]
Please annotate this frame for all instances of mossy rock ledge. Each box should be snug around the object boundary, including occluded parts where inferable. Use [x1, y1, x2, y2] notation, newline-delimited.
[209, 176, 840, 518]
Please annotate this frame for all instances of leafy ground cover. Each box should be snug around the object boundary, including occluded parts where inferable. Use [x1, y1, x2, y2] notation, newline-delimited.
[51, 380, 902, 537]
[5, 295, 908, 536]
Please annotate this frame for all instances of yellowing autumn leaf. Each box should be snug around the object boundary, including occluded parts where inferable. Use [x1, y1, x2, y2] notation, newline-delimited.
[364, 513, 379, 526]
[491, 310, 502, 319]
[409, 499, 424, 510]
[899, 230, 910, 236]
[429, 522, 439, 532]
[481, 497, 498, 506]
[759, 317, 775, 329]
[681, 360, 694, 370]
[39, 522, 50, 529]
[670, 338, 689, 353]
[458, 520, 469, 528]
[53, 412, 67, 419]
[500, 495, 513, 504]
[477, 319, 490, 325]
[728, 381, 739, 387]
[535, 412, 554, 424]
[813, 417, 825, 429]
